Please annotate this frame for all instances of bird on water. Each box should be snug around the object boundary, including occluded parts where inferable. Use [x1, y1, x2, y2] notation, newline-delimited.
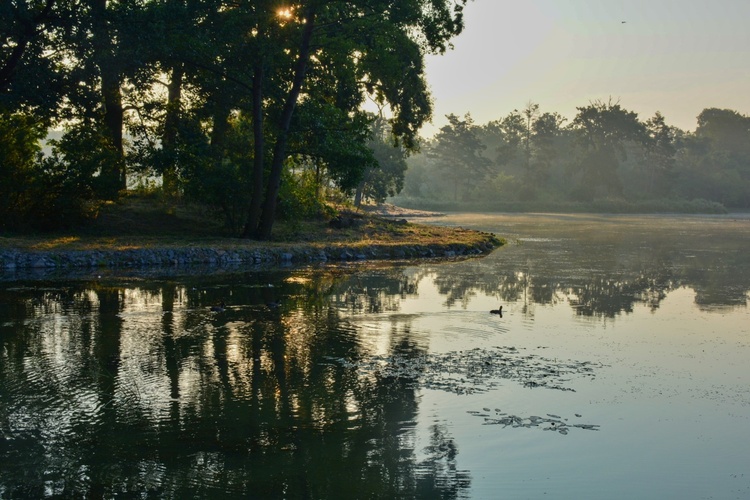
[210, 301, 226, 313]
[490, 305, 503, 316]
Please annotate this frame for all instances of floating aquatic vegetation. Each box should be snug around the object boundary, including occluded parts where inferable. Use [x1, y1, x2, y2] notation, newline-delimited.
[466, 409, 600, 435]
[325, 346, 603, 395]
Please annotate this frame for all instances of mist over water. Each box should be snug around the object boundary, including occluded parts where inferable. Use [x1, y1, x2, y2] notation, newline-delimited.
[1, 213, 749, 498]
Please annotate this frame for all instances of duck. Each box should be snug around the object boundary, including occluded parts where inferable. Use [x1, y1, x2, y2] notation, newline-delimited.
[265, 299, 282, 310]
[490, 305, 503, 316]
[210, 301, 226, 313]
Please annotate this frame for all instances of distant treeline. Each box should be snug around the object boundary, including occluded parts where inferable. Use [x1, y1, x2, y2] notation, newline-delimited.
[396, 101, 750, 213]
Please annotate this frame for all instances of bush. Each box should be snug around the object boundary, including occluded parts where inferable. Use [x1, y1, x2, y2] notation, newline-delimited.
[0, 110, 46, 229]
[182, 158, 250, 235]
[277, 168, 327, 221]
[0, 115, 108, 231]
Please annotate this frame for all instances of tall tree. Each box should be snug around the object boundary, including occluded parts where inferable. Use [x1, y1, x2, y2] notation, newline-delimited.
[355, 115, 408, 206]
[570, 99, 646, 198]
[428, 113, 491, 201]
[89, 0, 126, 194]
[679, 108, 750, 207]
[695, 108, 750, 156]
[642, 111, 676, 197]
[235, 0, 468, 239]
[530, 111, 566, 186]
[0, 0, 56, 91]
[521, 101, 539, 180]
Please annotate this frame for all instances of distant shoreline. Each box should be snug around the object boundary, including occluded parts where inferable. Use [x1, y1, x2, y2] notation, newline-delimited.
[360, 203, 445, 218]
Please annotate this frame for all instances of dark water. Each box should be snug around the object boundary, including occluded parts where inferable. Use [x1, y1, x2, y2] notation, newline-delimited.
[1, 214, 749, 498]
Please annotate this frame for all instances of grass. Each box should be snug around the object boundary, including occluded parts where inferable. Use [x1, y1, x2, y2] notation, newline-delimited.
[0, 195, 502, 253]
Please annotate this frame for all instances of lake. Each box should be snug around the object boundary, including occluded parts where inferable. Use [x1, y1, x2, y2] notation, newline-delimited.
[1, 213, 749, 499]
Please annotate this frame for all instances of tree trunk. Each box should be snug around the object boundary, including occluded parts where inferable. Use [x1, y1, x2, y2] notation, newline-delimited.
[162, 62, 184, 197]
[255, 5, 316, 240]
[354, 180, 365, 207]
[241, 64, 266, 238]
[209, 95, 231, 159]
[92, 0, 125, 197]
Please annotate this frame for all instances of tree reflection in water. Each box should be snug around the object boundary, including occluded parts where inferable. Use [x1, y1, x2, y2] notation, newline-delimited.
[0, 270, 470, 498]
[1, 227, 748, 497]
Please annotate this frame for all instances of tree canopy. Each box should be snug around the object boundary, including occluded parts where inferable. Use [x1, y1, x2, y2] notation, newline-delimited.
[0, 0, 468, 235]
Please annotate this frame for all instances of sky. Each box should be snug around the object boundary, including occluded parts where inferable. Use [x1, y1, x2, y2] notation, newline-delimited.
[420, 0, 750, 136]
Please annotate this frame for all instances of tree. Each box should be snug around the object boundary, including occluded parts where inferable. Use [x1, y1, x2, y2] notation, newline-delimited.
[0, 110, 46, 227]
[521, 101, 539, 181]
[676, 108, 750, 207]
[1, 0, 471, 233]
[530, 111, 567, 190]
[570, 99, 647, 199]
[641, 111, 676, 197]
[490, 111, 525, 167]
[241, 0, 468, 239]
[354, 115, 408, 206]
[696, 108, 750, 155]
[428, 113, 492, 201]
[86, 0, 129, 195]
[0, 0, 76, 118]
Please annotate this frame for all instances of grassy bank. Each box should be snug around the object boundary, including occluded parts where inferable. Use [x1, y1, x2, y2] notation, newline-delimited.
[0, 195, 503, 257]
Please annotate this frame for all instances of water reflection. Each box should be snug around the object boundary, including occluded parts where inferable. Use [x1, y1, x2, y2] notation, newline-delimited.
[1, 215, 749, 497]
[0, 270, 471, 498]
[419, 214, 750, 317]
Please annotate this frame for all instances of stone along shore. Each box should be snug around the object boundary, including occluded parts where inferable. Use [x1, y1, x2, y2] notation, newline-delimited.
[0, 236, 501, 272]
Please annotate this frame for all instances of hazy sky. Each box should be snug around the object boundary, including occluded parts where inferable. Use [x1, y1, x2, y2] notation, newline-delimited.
[421, 0, 750, 136]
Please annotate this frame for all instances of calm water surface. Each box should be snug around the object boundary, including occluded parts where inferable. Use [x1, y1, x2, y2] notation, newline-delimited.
[1, 213, 749, 499]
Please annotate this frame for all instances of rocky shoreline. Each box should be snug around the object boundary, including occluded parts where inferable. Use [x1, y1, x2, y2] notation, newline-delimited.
[0, 235, 501, 276]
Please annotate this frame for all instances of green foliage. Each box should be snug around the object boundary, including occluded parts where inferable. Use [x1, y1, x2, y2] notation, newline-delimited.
[569, 99, 647, 197]
[292, 103, 376, 193]
[49, 123, 123, 197]
[428, 113, 492, 201]
[182, 157, 249, 236]
[354, 115, 408, 205]
[0, 110, 46, 229]
[0, 112, 101, 231]
[277, 168, 328, 225]
[10, 0, 750, 231]
[1, 0, 470, 235]
[363, 139, 408, 203]
[403, 102, 750, 211]
[674, 108, 750, 207]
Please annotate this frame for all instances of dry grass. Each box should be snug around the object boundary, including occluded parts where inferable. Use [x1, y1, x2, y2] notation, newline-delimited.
[0, 196, 501, 252]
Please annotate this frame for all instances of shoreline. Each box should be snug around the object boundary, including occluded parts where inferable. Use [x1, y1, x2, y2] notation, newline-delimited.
[0, 233, 502, 278]
[359, 203, 445, 218]
[0, 202, 503, 279]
